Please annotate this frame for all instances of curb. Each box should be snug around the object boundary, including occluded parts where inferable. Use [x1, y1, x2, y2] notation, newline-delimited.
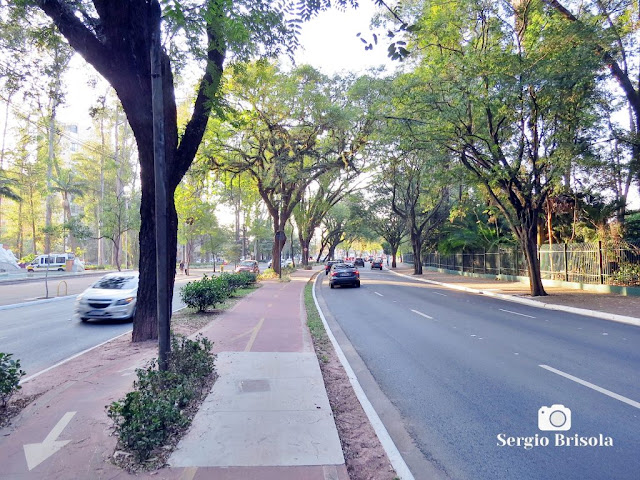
[0, 294, 77, 311]
[388, 270, 640, 328]
[311, 273, 415, 480]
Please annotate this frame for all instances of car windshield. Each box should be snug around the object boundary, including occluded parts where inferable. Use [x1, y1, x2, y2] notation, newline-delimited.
[92, 276, 137, 290]
[240, 261, 255, 266]
[333, 263, 353, 270]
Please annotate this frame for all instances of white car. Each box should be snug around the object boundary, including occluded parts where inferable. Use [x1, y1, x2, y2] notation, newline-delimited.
[75, 272, 139, 322]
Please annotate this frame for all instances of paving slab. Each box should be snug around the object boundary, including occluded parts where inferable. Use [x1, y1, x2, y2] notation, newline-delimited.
[169, 352, 344, 468]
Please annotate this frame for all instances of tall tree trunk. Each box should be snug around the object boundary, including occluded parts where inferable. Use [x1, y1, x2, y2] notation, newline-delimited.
[518, 213, 547, 296]
[98, 114, 105, 267]
[29, 184, 37, 255]
[45, 113, 55, 254]
[0, 92, 12, 235]
[133, 157, 179, 341]
[411, 231, 423, 275]
[16, 201, 23, 258]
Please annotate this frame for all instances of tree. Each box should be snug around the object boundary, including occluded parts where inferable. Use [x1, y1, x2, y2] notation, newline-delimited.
[202, 223, 230, 271]
[49, 169, 85, 252]
[387, 0, 601, 294]
[0, 171, 20, 202]
[367, 195, 406, 268]
[541, 0, 640, 193]
[207, 62, 373, 274]
[293, 172, 360, 267]
[389, 151, 449, 274]
[175, 171, 218, 274]
[16, 0, 355, 341]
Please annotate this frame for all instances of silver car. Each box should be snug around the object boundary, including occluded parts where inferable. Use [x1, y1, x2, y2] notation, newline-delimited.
[75, 272, 139, 321]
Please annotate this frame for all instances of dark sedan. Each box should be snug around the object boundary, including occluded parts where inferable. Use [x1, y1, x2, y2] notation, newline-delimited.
[371, 258, 383, 270]
[325, 260, 341, 275]
[329, 263, 360, 288]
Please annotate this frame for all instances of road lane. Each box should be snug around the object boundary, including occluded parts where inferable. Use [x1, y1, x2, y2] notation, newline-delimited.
[316, 266, 640, 480]
[0, 279, 190, 377]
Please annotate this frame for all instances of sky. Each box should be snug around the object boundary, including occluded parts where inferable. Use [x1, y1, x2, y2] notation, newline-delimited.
[57, 2, 390, 127]
[48, 3, 392, 229]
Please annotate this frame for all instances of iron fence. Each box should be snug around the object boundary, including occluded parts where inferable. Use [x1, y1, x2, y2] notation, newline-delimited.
[420, 241, 640, 287]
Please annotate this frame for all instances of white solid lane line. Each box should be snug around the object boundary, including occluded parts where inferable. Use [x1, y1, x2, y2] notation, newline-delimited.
[539, 364, 640, 409]
[411, 309, 433, 320]
[499, 308, 536, 319]
[433, 292, 447, 296]
[374, 292, 384, 297]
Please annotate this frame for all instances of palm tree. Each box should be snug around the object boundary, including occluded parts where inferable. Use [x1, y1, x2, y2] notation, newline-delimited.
[0, 172, 21, 202]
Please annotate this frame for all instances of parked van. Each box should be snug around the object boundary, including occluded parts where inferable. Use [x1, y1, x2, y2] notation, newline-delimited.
[27, 253, 76, 272]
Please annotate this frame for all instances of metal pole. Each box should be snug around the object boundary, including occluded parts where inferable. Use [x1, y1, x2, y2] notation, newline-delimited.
[598, 240, 604, 285]
[151, 2, 170, 371]
[564, 243, 569, 282]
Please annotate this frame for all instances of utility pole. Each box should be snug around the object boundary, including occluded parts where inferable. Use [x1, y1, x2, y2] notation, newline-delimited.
[151, 1, 169, 371]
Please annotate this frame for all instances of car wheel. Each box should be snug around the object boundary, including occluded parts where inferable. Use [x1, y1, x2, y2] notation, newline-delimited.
[80, 317, 88, 322]
[330, 283, 334, 289]
[356, 282, 361, 288]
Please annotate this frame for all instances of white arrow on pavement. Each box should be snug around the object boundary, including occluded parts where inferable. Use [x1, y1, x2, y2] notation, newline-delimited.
[23, 411, 76, 471]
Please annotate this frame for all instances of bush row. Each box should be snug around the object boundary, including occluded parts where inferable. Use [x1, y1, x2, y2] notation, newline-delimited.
[107, 334, 216, 462]
[179, 272, 257, 312]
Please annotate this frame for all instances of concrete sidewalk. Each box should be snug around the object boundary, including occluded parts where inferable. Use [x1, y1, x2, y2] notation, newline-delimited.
[0, 268, 348, 479]
[390, 264, 640, 326]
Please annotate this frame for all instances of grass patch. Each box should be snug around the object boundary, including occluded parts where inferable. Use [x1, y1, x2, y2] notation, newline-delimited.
[304, 275, 330, 358]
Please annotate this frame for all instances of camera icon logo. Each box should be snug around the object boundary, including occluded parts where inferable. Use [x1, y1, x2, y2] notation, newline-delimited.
[538, 405, 571, 431]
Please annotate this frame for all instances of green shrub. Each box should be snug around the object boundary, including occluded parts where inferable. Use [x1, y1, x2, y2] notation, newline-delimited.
[612, 262, 640, 286]
[19, 254, 36, 264]
[0, 353, 26, 408]
[258, 268, 278, 280]
[221, 272, 257, 290]
[180, 275, 228, 312]
[107, 335, 215, 462]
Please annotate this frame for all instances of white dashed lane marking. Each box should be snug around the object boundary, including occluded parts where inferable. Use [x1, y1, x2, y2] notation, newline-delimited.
[539, 364, 640, 409]
[499, 308, 536, 319]
[411, 309, 433, 320]
[374, 292, 384, 297]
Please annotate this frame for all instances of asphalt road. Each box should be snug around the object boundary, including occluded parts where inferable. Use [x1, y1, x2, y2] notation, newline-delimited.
[316, 265, 640, 480]
[0, 277, 191, 378]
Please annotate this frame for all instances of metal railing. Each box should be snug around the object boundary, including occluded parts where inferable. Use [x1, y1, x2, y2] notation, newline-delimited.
[419, 241, 640, 287]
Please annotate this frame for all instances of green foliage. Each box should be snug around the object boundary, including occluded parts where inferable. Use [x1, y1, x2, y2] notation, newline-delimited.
[179, 274, 228, 312]
[219, 272, 257, 290]
[0, 353, 25, 408]
[258, 268, 279, 280]
[612, 263, 640, 286]
[180, 273, 257, 311]
[107, 335, 215, 462]
[623, 213, 640, 242]
[303, 279, 326, 343]
[19, 253, 36, 264]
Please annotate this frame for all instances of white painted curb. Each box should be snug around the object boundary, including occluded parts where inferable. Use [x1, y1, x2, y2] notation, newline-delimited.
[312, 274, 415, 480]
[389, 270, 640, 328]
[0, 294, 77, 311]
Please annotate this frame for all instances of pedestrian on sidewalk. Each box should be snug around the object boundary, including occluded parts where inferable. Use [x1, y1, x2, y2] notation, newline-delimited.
[179, 260, 185, 274]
